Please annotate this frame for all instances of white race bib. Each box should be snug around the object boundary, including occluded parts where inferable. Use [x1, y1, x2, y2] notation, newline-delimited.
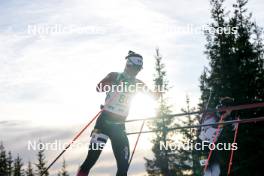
[199, 117, 222, 143]
[104, 91, 133, 117]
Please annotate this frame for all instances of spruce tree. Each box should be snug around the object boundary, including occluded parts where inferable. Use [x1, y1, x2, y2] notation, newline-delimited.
[177, 95, 199, 175]
[145, 48, 179, 176]
[227, 0, 264, 175]
[57, 159, 69, 176]
[200, 0, 264, 175]
[35, 149, 48, 176]
[14, 155, 24, 176]
[7, 151, 13, 176]
[0, 142, 8, 175]
[25, 162, 34, 176]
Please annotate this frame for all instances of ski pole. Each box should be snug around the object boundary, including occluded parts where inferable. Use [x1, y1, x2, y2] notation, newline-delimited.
[42, 110, 103, 175]
[42, 81, 124, 175]
[128, 120, 145, 168]
[227, 117, 239, 175]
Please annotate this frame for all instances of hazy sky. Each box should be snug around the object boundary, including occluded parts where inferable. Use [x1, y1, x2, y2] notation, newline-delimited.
[0, 0, 263, 175]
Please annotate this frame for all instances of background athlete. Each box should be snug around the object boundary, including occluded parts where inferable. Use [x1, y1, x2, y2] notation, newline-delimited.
[77, 51, 159, 176]
[199, 97, 234, 176]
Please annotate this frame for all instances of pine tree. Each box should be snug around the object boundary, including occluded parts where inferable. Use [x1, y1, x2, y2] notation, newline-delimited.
[35, 148, 49, 176]
[145, 48, 179, 176]
[25, 162, 34, 176]
[200, 0, 264, 175]
[14, 155, 24, 176]
[0, 142, 8, 175]
[57, 159, 69, 176]
[7, 151, 13, 176]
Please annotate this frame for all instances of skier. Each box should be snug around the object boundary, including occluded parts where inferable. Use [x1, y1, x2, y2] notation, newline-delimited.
[77, 51, 159, 176]
[198, 97, 234, 176]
